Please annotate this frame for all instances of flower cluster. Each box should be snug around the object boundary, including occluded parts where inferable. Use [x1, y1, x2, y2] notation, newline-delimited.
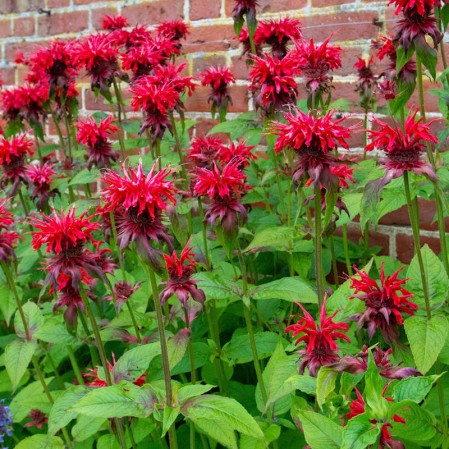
[0, 400, 13, 446]
[0, 198, 18, 265]
[26, 161, 57, 210]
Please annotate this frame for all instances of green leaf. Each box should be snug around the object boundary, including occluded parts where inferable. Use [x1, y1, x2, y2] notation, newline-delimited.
[376, 189, 407, 224]
[364, 351, 387, 417]
[72, 415, 105, 442]
[0, 283, 17, 325]
[14, 301, 44, 340]
[162, 406, 180, 437]
[405, 314, 448, 374]
[360, 179, 384, 229]
[406, 244, 449, 309]
[244, 226, 303, 253]
[396, 44, 415, 74]
[34, 317, 76, 345]
[178, 384, 215, 404]
[48, 386, 89, 436]
[342, 414, 380, 449]
[191, 272, 239, 301]
[222, 332, 281, 365]
[15, 435, 64, 449]
[71, 384, 146, 418]
[394, 375, 440, 403]
[183, 395, 264, 445]
[416, 39, 437, 80]
[112, 342, 161, 383]
[441, 3, 449, 30]
[5, 339, 37, 390]
[69, 169, 100, 186]
[293, 410, 343, 449]
[316, 367, 338, 410]
[390, 400, 436, 443]
[251, 277, 317, 304]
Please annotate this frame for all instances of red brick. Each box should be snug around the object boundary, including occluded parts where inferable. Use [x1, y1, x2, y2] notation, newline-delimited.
[92, 7, 119, 31]
[73, 0, 100, 4]
[0, 67, 16, 85]
[0, 19, 11, 38]
[184, 84, 249, 113]
[185, 24, 238, 54]
[83, 88, 114, 112]
[301, 11, 380, 42]
[225, 0, 306, 16]
[14, 17, 35, 37]
[0, 0, 44, 14]
[231, 56, 250, 80]
[190, 0, 221, 20]
[193, 55, 228, 76]
[37, 11, 88, 36]
[395, 233, 441, 264]
[335, 225, 390, 256]
[122, 1, 184, 27]
[5, 41, 41, 62]
[47, 0, 70, 6]
[312, 0, 355, 5]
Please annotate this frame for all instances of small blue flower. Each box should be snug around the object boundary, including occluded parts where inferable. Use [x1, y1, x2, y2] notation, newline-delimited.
[0, 399, 13, 446]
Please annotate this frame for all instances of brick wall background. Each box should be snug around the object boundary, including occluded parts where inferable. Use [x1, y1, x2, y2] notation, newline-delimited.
[0, 0, 447, 263]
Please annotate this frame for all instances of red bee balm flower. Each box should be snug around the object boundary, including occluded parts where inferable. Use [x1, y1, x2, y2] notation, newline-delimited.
[200, 66, 236, 119]
[272, 108, 351, 188]
[366, 110, 437, 182]
[285, 298, 350, 376]
[76, 115, 119, 168]
[388, 0, 440, 15]
[0, 198, 19, 264]
[160, 242, 206, 308]
[349, 263, 418, 344]
[101, 161, 177, 268]
[354, 56, 377, 110]
[255, 18, 302, 59]
[102, 14, 129, 30]
[26, 161, 57, 210]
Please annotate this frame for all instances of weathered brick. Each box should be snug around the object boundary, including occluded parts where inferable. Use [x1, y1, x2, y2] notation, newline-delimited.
[92, 7, 119, 31]
[193, 55, 228, 75]
[14, 17, 35, 37]
[83, 88, 115, 112]
[334, 225, 390, 256]
[190, 0, 221, 21]
[395, 233, 441, 264]
[224, 0, 307, 16]
[73, 0, 101, 4]
[0, 20, 12, 38]
[231, 55, 250, 80]
[122, 0, 184, 27]
[185, 24, 238, 54]
[0, 0, 44, 14]
[0, 66, 16, 85]
[5, 41, 41, 62]
[312, 0, 357, 6]
[47, 0, 71, 7]
[37, 11, 88, 36]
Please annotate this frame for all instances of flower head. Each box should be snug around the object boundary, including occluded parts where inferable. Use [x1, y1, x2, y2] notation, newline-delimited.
[249, 52, 299, 115]
[366, 110, 437, 182]
[0, 198, 19, 264]
[285, 297, 350, 376]
[121, 43, 164, 80]
[102, 14, 129, 30]
[24, 410, 48, 430]
[294, 36, 342, 95]
[349, 263, 418, 344]
[157, 20, 189, 44]
[354, 56, 377, 110]
[160, 242, 206, 311]
[0, 400, 13, 445]
[26, 161, 57, 210]
[188, 135, 227, 169]
[232, 0, 259, 27]
[200, 66, 235, 119]
[255, 17, 302, 59]
[219, 140, 256, 167]
[388, 0, 439, 15]
[76, 115, 119, 168]
[104, 281, 141, 313]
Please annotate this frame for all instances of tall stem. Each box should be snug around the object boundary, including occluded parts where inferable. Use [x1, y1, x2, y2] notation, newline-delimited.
[79, 285, 127, 449]
[67, 345, 85, 385]
[197, 198, 211, 270]
[314, 185, 324, 307]
[145, 263, 178, 449]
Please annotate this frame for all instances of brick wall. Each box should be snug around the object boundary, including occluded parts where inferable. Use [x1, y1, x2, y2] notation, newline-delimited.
[0, 0, 446, 263]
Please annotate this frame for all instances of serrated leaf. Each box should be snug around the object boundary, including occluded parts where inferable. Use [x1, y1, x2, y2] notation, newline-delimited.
[5, 339, 37, 390]
[316, 367, 338, 410]
[178, 384, 215, 404]
[69, 169, 100, 186]
[162, 406, 180, 437]
[15, 435, 64, 449]
[365, 351, 388, 416]
[112, 342, 161, 383]
[71, 384, 146, 418]
[416, 39, 437, 80]
[244, 226, 302, 253]
[34, 318, 76, 345]
[342, 414, 380, 449]
[251, 277, 317, 304]
[405, 314, 448, 374]
[72, 415, 105, 442]
[396, 44, 415, 74]
[0, 283, 17, 325]
[406, 244, 449, 309]
[394, 375, 440, 403]
[293, 410, 343, 449]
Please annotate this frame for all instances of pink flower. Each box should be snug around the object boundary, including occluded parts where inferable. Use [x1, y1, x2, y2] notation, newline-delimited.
[354, 56, 377, 110]
[26, 161, 57, 210]
[157, 20, 189, 44]
[188, 135, 227, 169]
[24, 410, 48, 430]
[0, 198, 18, 264]
[104, 281, 141, 313]
[285, 297, 350, 376]
[349, 263, 418, 344]
[102, 14, 129, 30]
[366, 110, 437, 182]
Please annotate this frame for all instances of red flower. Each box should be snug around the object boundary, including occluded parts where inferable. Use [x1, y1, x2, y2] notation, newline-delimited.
[232, 0, 259, 26]
[101, 161, 177, 268]
[294, 36, 341, 95]
[156, 20, 189, 44]
[104, 280, 141, 313]
[366, 110, 437, 182]
[285, 297, 350, 376]
[332, 345, 421, 379]
[0, 198, 14, 229]
[219, 140, 256, 167]
[199, 66, 236, 118]
[349, 263, 418, 344]
[160, 242, 206, 309]
[76, 115, 119, 168]
[24, 410, 48, 430]
[84, 354, 146, 387]
[121, 43, 164, 80]
[72, 34, 125, 95]
[255, 18, 302, 59]
[249, 52, 299, 115]
[0, 198, 19, 264]
[239, 27, 262, 57]
[26, 161, 57, 210]
[354, 56, 376, 110]
[188, 135, 227, 169]
[101, 161, 177, 219]
[102, 14, 129, 30]
[346, 388, 406, 449]
[272, 108, 351, 188]
[388, 0, 440, 15]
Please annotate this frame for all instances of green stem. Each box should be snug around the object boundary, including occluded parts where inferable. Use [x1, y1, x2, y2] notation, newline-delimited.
[79, 285, 127, 449]
[50, 110, 67, 156]
[184, 311, 196, 449]
[145, 263, 178, 449]
[18, 188, 29, 216]
[78, 310, 100, 366]
[342, 224, 353, 276]
[314, 185, 324, 307]
[329, 235, 339, 287]
[34, 137, 43, 160]
[67, 345, 85, 385]
[403, 171, 431, 319]
[198, 198, 211, 270]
